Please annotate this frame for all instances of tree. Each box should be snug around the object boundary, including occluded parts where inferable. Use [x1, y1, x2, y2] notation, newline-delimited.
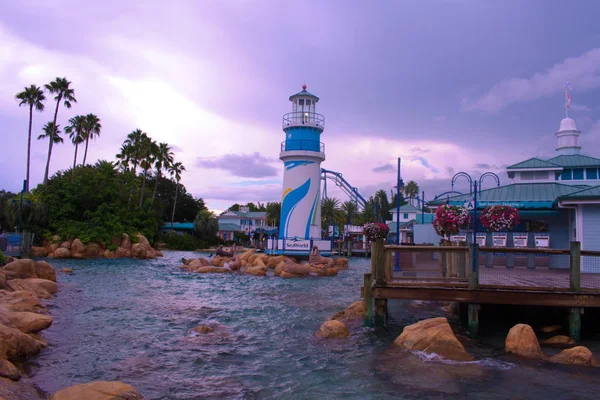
[151, 142, 174, 206]
[374, 189, 391, 222]
[265, 201, 281, 227]
[138, 136, 157, 207]
[341, 201, 359, 224]
[122, 129, 145, 175]
[38, 122, 64, 174]
[43, 77, 76, 185]
[64, 115, 86, 171]
[404, 180, 419, 205]
[15, 85, 46, 192]
[321, 197, 342, 235]
[153, 176, 204, 222]
[81, 113, 101, 166]
[169, 161, 186, 228]
[194, 209, 219, 240]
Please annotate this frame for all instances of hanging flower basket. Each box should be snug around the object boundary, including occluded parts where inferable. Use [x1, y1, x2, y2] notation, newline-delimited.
[363, 222, 390, 241]
[480, 205, 520, 232]
[433, 205, 471, 237]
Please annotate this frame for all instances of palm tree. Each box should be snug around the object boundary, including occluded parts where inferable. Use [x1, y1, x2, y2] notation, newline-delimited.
[138, 136, 157, 207]
[81, 114, 102, 166]
[151, 142, 174, 206]
[38, 122, 64, 178]
[43, 77, 76, 184]
[321, 197, 342, 236]
[265, 201, 281, 227]
[15, 85, 46, 192]
[169, 161, 186, 228]
[341, 200, 359, 225]
[194, 209, 219, 239]
[374, 189, 391, 221]
[64, 115, 86, 171]
[123, 129, 145, 175]
[403, 180, 419, 205]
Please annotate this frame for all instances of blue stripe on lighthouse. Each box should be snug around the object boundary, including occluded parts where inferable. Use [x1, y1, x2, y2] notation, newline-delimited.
[279, 178, 311, 239]
[284, 160, 315, 170]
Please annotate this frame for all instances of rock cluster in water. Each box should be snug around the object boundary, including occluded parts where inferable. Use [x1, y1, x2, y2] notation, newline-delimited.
[30, 233, 162, 260]
[315, 300, 365, 339]
[49, 380, 144, 399]
[180, 249, 349, 278]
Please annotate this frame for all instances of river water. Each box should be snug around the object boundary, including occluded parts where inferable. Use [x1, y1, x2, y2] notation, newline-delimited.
[27, 252, 600, 399]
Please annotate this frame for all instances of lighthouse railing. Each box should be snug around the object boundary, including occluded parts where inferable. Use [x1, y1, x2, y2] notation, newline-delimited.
[282, 112, 325, 129]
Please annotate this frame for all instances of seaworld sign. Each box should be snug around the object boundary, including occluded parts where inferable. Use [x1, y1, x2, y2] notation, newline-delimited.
[284, 239, 311, 250]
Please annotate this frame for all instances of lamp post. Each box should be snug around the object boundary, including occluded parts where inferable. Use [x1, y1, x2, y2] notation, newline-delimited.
[394, 158, 404, 271]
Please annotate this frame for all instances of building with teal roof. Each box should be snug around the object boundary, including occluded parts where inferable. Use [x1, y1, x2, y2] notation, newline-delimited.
[425, 115, 600, 268]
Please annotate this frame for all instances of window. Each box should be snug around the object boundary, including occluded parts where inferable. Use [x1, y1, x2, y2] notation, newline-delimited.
[586, 168, 598, 179]
[298, 99, 304, 106]
[403, 213, 409, 219]
[534, 171, 549, 180]
[306, 100, 311, 106]
[561, 169, 572, 180]
[521, 171, 535, 180]
[573, 168, 584, 180]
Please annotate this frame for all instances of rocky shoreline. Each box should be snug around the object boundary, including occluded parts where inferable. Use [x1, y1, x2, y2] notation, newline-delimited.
[30, 233, 162, 260]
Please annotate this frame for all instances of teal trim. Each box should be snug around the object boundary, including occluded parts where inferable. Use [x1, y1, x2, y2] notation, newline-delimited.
[160, 222, 195, 230]
[507, 157, 560, 170]
[284, 160, 315, 170]
[546, 154, 600, 168]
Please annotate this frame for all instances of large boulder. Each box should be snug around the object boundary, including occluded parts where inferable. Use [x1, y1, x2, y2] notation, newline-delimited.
[283, 262, 315, 276]
[0, 358, 21, 381]
[50, 381, 144, 400]
[70, 239, 85, 258]
[331, 301, 364, 322]
[0, 322, 45, 360]
[135, 234, 151, 247]
[505, 324, 543, 359]
[244, 266, 267, 276]
[120, 234, 132, 250]
[280, 271, 304, 279]
[84, 243, 103, 258]
[542, 335, 575, 347]
[30, 246, 48, 257]
[393, 317, 473, 361]
[52, 247, 71, 259]
[59, 240, 72, 249]
[0, 291, 44, 313]
[35, 261, 56, 282]
[2, 259, 37, 279]
[548, 346, 598, 366]
[195, 266, 230, 274]
[6, 279, 58, 299]
[316, 320, 350, 339]
[0, 307, 53, 333]
[131, 243, 148, 259]
[267, 255, 284, 267]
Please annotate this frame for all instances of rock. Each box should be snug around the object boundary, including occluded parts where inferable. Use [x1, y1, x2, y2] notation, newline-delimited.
[45, 243, 59, 255]
[35, 261, 56, 282]
[505, 324, 543, 359]
[70, 239, 85, 258]
[6, 279, 58, 299]
[244, 266, 267, 276]
[393, 317, 473, 362]
[103, 249, 117, 259]
[59, 241, 72, 249]
[0, 291, 44, 313]
[131, 243, 148, 259]
[30, 246, 48, 257]
[120, 234, 132, 250]
[60, 268, 73, 274]
[2, 259, 37, 279]
[274, 261, 286, 276]
[0, 307, 52, 333]
[52, 248, 71, 259]
[0, 322, 44, 360]
[316, 320, 350, 339]
[314, 266, 338, 276]
[193, 325, 214, 334]
[267, 255, 284, 267]
[50, 381, 144, 400]
[136, 234, 151, 247]
[0, 375, 46, 399]
[548, 346, 598, 366]
[283, 262, 314, 276]
[115, 247, 131, 258]
[334, 257, 349, 266]
[194, 267, 230, 274]
[0, 359, 21, 381]
[211, 256, 222, 267]
[331, 301, 364, 322]
[542, 335, 575, 347]
[253, 257, 266, 268]
[541, 325, 562, 334]
[84, 243, 103, 258]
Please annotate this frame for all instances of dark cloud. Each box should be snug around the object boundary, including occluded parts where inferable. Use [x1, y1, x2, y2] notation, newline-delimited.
[197, 153, 278, 178]
[372, 163, 395, 173]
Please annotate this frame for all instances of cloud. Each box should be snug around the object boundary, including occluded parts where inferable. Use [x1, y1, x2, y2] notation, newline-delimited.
[569, 103, 592, 112]
[372, 163, 395, 173]
[197, 153, 278, 178]
[463, 48, 600, 112]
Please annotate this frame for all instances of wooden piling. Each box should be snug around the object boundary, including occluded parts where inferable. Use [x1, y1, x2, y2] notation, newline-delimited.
[569, 308, 581, 342]
[439, 240, 448, 277]
[468, 244, 479, 290]
[375, 299, 388, 327]
[468, 304, 480, 338]
[373, 239, 386, 287]
[458, 241, 467, 279]
[570, 241, 581, 293]
[363, 273, 373, 327]
[384, 248, 393, 282]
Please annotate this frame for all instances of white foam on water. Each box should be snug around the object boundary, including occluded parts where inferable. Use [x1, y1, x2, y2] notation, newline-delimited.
[412, 351, 515, 370]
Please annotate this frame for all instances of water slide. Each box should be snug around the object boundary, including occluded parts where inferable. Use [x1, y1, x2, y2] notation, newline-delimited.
[320, 168, 367, 210]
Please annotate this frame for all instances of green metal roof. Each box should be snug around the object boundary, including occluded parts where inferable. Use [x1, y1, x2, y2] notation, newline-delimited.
[218, 222, 240, 232]
[289, 88, 320, 101]
[559, 185, 600, 201]
[545, 154, 600, 168]
[160, 222, 195, 230]
[391, 204, 420, 213]
[506, 157, 561, 170]
[430, 183, 591, 209]
[221, 211, 266, 218]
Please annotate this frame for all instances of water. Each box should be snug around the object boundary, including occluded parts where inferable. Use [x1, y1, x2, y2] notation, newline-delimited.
[27, 252, 600, 399]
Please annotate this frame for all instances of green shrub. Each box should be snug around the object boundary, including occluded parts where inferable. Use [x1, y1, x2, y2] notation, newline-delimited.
[0, 250, 7, 266]
[158, 232, 207, 251]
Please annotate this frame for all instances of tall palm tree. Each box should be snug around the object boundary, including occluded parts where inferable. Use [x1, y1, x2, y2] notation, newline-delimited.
[15, 85, 46, 192]
[151, 142, 174, 206]
[169, 161, 186, 228]
[321, 197, 342, 236]
[64, 115, 86, 171]
[38, 122, 64, 178]
[43, 77, 76, 184]
[374, 189, 391, 221]
[81, 114, 102, 166]
[341, 200, 359, 225]
[194, 209, 219, 239]
[138, 137, 157, 207]
[265, 201, 281, 227]
[403, 180, 419, 205]
[123, 129, 145, 175]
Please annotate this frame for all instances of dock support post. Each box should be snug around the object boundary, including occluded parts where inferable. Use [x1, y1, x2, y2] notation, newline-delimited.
[439, 240, 448, 277]
[373, 239, 386, 286]
[468, 304, 480, 338]
[375, 299, 387, 327]
[363, 273, 373, 327]
[569, 241, 581, 292]
[569, 308, 581, 342]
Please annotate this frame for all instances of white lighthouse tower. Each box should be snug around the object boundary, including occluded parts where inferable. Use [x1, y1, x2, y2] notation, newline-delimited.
[276, 85, 330, 255]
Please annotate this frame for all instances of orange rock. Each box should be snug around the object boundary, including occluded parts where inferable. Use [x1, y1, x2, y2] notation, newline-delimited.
[316, 320, 350, 339]
[49, 381, 143, 400]
[548, 346, 598, 366]
[505, 324, 543, 359]
[542, 335, 575, 346]
[331, 301, 364, 322]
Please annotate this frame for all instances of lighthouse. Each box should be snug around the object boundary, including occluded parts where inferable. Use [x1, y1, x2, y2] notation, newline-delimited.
[277, 85, 330, 254]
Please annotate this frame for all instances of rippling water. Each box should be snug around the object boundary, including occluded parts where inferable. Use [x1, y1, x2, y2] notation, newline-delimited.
[28, 252, 600, 399]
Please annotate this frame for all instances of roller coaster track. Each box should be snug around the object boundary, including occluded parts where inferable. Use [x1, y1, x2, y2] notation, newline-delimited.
[320, 168, 367, 210]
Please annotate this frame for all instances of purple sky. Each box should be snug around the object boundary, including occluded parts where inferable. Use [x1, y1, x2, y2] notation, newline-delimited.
[2, 1, 600, 212]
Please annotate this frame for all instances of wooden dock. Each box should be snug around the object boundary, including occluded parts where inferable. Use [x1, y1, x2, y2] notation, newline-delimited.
[363, 241, 600, 341]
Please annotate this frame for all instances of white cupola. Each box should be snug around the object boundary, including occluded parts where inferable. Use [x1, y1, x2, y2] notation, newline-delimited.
[555, 117, 581, 155]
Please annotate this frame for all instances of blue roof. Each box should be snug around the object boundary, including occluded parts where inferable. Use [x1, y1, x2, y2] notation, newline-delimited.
[160, 222, 194, 230]
[289, 88, 319, 101]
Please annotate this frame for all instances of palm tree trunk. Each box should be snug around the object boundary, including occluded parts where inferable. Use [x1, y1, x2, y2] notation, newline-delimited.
[139, 169, 148, 207]
[72, 143, 79, 174]
[171, 183, 179, 229]
[151, 170, 161, 206]
[82, 135, 90, 166]
[44, 96, 61, 185]
[25, 105, 33, 192]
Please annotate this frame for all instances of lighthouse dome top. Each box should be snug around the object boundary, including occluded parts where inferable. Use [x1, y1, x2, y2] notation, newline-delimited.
[559, 117, 578, 132]
[289, 84, 320, 102]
